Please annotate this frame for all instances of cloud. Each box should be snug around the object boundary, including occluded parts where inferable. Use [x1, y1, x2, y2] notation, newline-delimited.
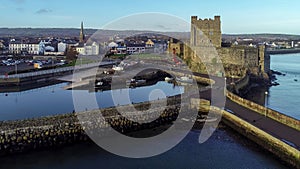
[155, 24, 172, 31]
[35, 8, 52, 14]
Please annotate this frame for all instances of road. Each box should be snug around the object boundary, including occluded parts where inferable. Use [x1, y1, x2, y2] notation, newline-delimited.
[0, 63, 33, 75]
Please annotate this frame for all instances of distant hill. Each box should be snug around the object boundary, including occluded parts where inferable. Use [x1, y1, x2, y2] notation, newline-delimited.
[223, 34, 300, 41]
[0, 28, 190, 40]
[0, 28, 97, 38]
[0, 28, 299, 42]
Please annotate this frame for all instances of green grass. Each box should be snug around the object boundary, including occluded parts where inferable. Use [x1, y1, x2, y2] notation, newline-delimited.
[128, 53, 166, 60]
[74, 58, 97, 65]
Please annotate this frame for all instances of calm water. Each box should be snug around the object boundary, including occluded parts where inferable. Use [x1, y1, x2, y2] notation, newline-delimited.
[0, 74, 290, 168]
[0, 81, 183, 121]
[0, 129, 287, 169]
[270, 53, 300, 120]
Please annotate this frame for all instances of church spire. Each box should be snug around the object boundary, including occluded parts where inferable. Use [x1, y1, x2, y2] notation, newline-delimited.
[79, 21, 85, 43]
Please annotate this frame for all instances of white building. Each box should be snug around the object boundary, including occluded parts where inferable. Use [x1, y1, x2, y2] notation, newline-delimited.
[85, 42, 99, 55]
[127, 44, 145, 54]
[0, 41, 5, 49]
[76, 46, 85, 55]
[9, 41, 40, 55]
[58, 42, 67, 53]
[76, 42, 100, 55]
[39, 40, 52, 55]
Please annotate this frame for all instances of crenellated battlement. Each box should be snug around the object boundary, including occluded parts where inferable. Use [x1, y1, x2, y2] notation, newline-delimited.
[191, 16, 222, 47]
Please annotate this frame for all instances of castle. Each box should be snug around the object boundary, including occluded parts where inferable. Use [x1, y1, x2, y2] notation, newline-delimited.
[169, 16, 270, 78]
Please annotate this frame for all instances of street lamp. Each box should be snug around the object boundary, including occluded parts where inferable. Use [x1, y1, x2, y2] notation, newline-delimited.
[224, 77, 227, 96]
[264, 91, 268, 117]
[15, 63, 17, 74]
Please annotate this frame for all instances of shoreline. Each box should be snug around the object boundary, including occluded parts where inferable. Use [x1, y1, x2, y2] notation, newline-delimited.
[267, 49, 300, 55]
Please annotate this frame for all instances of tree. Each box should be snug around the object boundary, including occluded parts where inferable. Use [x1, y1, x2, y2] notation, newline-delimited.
[66, 47, 78, 61]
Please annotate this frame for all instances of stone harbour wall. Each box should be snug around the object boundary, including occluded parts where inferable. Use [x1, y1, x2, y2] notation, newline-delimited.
[0, 97, 185, 156]
[226, 91, 300, 132]
[217, 107, 300, 169]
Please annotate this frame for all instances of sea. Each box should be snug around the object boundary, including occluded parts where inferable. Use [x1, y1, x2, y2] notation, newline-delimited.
[268, 53, 300, 120]
[246, 53, 300, 120]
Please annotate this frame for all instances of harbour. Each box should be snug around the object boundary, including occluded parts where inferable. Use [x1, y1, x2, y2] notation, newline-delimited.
[0, 2, 300, 168]
[2, 71, 296, 168]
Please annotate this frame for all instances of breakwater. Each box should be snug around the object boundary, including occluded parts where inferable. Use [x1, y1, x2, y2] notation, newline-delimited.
[227, 91, 300, 132]
[0, 70, 72, 86]
[0, 62, 114, 86]
[218, 107, 300, 168]
[0, 96, 190, 156]
[224, 73, 300, 168]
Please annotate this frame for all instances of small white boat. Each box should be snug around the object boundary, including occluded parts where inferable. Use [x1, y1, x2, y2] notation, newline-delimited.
[126, 79, 135, 86]
[96, 81, 103, 86]
[126, 79, 146, 86]
[165, 77, 174, 82]
[197, 115, 218, 123]
[176, 76, 193, 84]
[112, 65, 124, 71]
[136, 79, 146, 85]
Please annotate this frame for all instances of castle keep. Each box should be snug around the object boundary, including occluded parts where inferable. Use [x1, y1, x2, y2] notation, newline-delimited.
[169, 16, 270, 78]
[191, 16, 222, 48]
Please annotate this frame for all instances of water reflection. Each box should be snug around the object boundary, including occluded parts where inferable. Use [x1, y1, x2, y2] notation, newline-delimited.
[0, 81, 183, 121]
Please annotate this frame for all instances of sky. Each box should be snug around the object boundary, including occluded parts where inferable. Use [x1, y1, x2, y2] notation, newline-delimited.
[0, 0, 300, 34]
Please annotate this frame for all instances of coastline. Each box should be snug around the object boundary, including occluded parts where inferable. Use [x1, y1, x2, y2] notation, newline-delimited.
[266, 49, 300, 55]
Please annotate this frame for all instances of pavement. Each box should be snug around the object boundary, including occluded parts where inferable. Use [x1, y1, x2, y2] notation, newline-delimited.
[225, 99, 300, 149]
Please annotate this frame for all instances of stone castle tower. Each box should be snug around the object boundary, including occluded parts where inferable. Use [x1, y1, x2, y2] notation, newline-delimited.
[168, 15, 270, 77]
[190, 16, 222, 48]
[79, 21, 85, 44]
